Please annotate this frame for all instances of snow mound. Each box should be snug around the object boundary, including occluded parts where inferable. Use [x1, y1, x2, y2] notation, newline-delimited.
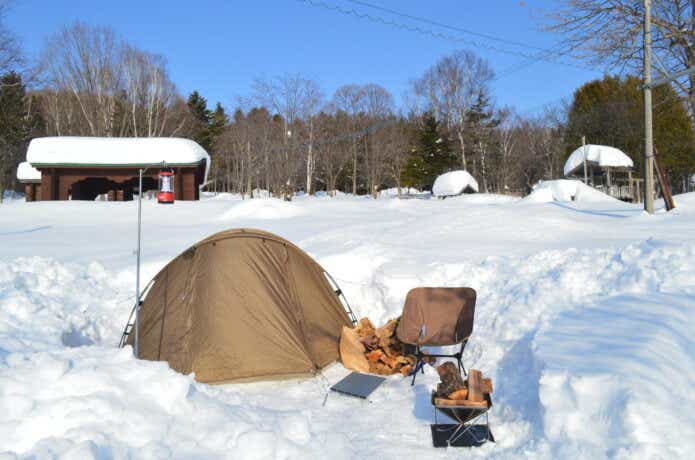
[523, 179, 619, 203]
[378, 187, 420, 197]
[432, 170, 479, 196]
[444, 193, 519, 205]
[217, 198, 305, 220]
[535, 292, 695, 458]
[564, 144, 633, 176]
[0, 257, 129, 357]
[0, 346, 351, 459]
[16, 162, 40, 182]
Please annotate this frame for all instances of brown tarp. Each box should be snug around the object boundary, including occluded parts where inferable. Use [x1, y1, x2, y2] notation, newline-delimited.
[396, 287, 476, 346]
[125, 228, 352, 383]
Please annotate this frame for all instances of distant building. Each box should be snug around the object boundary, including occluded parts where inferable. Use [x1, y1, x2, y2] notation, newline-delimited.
[16, 162, 42, 201]
[22, 137, 210, 202]
[432, 170, 479, 198]
[563, 144, 637, 201]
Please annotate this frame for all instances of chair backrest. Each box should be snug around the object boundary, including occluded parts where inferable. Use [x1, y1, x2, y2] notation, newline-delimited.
[396, 287, 476, 346]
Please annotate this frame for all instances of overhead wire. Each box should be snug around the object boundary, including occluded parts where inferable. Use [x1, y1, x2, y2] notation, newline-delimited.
[296, 0, 591, 72]
[291, 0, 585, 144]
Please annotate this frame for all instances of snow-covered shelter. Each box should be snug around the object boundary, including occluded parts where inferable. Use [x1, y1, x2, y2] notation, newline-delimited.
[432, 170, 479, 197]
[24, 137, 210, 201]
[16, 162, 42, 201]
[563, 144, 636, 201]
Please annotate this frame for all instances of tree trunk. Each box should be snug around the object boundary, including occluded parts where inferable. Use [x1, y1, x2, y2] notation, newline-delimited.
[457, 130, 467, 170]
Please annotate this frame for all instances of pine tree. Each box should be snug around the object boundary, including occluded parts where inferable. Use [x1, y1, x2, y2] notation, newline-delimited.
[209, 102, 228, 142]
[566, 75, 695, 188]
[186, 91, 213, 152]
[0, 72, 41, 199]
[401, 113, 457, 190]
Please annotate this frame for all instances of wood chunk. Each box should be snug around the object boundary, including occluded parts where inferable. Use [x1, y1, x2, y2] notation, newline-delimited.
[482, 378, 493, 394]
[341, 316, 415, 377]
[434, 398, 488, 409]
[467, 369, 483, 402]
[375, 319, 398, 339]
[399, 365, 413, 376]
[366, 349, 384, 363]
[355, 318, 375, 337]
[436, 362, 466, 396]
[379, 354, 397, 368]
[448, 388, 469, 400]
[360, 336, 379, 350]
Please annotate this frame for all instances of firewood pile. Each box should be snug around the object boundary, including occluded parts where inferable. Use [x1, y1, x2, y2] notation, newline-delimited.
[339, 317, 417, 376]
[433, 362, 493, 408]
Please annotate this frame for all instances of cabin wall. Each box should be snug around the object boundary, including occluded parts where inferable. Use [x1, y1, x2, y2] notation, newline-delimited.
[35, 166, 202, 201]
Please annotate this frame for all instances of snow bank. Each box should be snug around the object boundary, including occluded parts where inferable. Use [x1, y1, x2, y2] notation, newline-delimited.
[216, 198, 305, 220]
[523, 179, 619, 203]
[0, 257, 129, 356]
[0, 346, 354, 459]
[15, 162, 40, 182]
[432, 170, 479, 196]
[26, 137, 211, 182]
[2, 239, 693, 458]
[2, 191, 695, 458]
[564, 144, 633, 176]
[535, 292, 695, 458]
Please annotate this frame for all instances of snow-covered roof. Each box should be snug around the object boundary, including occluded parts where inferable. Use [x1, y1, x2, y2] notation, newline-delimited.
[16, 162, 41, 182]
[523, 179, 618, 203]
[27, 137, 211, 182]
[432, 170, 479, 196]
[564, 144, 633, 176]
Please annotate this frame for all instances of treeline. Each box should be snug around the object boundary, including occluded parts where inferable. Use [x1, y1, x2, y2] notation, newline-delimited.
[2, 19, 694, 199]
[188, 50, 572, 198]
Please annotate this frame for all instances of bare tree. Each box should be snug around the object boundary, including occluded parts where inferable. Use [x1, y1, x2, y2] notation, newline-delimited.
[0, 1, 22, 76]
[41, 22, 122, 136]
[412, 50, 494, 169]
[253, 74, 323, 198]
[550, 1, 695, 118]
[330, 84, 366, 194]
[362, 83, 394, 196]
[122, 46, 182, 137]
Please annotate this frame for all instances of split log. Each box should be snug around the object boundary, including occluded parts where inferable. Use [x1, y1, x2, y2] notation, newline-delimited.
[467, 369, 484, 402]
[482, 378, 493, 394]
[448, 388, 469, 400]
[355, 318, 375, 338]
[340, 317, 416, 376]
[434, 398, 489, 409]
[366, 349, 384, 363]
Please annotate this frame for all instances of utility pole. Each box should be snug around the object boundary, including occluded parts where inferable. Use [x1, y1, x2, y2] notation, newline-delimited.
[582, 136, 588, 184]
[643, 0, 655, 214]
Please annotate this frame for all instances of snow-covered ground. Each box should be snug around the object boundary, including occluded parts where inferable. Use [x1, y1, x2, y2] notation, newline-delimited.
[1, 191, 694, 459]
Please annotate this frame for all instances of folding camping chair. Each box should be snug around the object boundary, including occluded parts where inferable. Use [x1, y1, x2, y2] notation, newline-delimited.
[395, 287, 476, 386]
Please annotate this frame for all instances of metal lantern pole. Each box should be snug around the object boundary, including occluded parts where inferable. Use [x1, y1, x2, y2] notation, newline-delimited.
[133, 162, 165, 358]
[134, 168, 143, 357]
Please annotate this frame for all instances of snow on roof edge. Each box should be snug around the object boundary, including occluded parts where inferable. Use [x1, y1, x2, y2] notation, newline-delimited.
[16, 161, 41, 182]
[26, 137, 211, 184]
[564, 144, 633, 176]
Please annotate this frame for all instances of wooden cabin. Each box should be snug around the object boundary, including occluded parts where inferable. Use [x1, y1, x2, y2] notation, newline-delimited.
[23, 137, 210, 202]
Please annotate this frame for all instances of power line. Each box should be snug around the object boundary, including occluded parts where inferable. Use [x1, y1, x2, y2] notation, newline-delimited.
[346, 0, 548, 52]
[297, 0, 590, 72]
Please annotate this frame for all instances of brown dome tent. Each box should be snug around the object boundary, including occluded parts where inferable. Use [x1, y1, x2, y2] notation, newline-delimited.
[120, 228, 356, 383]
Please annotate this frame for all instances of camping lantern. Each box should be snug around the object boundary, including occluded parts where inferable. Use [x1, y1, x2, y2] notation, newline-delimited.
[157, 168, 175, 204]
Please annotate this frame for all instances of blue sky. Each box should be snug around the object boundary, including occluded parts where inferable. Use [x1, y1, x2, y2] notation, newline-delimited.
[6, 0, 603, 115]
